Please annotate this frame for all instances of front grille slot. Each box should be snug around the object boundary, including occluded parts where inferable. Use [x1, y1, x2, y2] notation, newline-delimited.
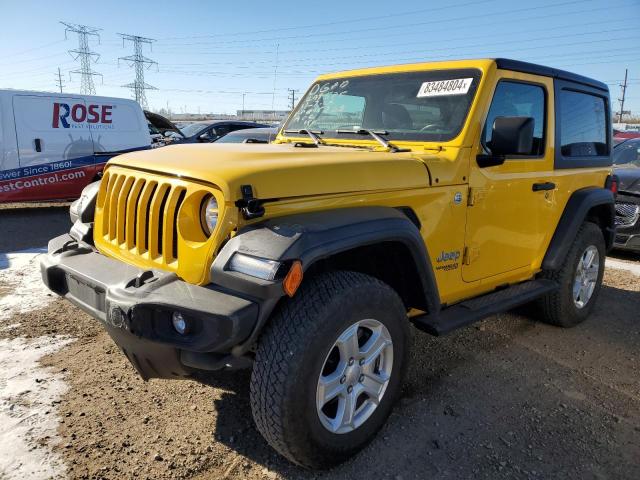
[615, 202, 640, 227]
[100, 171, 187, 265]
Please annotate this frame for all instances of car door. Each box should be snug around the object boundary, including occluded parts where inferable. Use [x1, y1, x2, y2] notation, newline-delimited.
[462, 73, 556, 282]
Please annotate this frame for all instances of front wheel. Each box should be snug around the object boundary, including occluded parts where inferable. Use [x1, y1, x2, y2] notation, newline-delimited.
[537, 221, 606, 327]
[250, 271, 409, 468]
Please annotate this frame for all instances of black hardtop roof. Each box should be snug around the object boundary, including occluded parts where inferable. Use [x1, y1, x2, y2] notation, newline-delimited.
[495, 58, 608, 92]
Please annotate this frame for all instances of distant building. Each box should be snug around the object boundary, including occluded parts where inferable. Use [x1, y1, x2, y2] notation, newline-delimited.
[613, 122, 640, 132]
[237, 109, 290, 121]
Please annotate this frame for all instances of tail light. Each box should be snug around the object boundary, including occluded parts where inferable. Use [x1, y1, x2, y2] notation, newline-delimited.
[605, 175, 619, 196]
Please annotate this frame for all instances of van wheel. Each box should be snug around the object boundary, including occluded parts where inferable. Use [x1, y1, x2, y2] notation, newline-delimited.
[250, 271, 410, 468]
[537, 222, 605, 327]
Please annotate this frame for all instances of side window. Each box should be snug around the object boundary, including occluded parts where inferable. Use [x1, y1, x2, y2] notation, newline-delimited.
[484, 81, 546, 156]
[211, 125, 231, 138]
[559, 90, 607, 157]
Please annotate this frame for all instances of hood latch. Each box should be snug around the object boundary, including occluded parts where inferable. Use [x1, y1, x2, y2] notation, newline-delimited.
[235, 184, 266, 220]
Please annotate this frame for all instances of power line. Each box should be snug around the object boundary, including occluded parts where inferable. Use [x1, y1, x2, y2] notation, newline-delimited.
[0, 40, 65, 60]
[155, 20, 638, 61]
[118, 33, 157, 108]
[154, 43, 640, 79]
[61, 22, 102, 95]
[55, 67, 65, 93]
[162, 0, 587, 47]
[158, 0, 498, 41]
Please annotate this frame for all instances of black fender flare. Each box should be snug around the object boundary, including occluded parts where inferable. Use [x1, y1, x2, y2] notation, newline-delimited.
[210, 207, 440, 354]
[542, 187, 615, 271]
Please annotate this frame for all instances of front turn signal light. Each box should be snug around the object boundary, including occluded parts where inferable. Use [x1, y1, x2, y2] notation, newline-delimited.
[283, 261, 303, 297]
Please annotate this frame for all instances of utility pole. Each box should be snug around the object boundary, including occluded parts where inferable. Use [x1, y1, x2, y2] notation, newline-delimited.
[118, 33, 157, 109]
[618, 69, 629, 123]
[287, 88, 300, 110]
[55, 67, 65, 93]
[241, 92, 246, 118]
[271, 43, 279, 114]
[61, 22, 102, 95]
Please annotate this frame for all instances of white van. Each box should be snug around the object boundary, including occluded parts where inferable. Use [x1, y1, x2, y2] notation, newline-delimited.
[0, 90, 151, 202]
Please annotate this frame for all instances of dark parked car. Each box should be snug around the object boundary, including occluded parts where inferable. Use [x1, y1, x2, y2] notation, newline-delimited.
[214, 127, 278, 144]
[176, 121, 269, 144]
[613, 138, 640, 252]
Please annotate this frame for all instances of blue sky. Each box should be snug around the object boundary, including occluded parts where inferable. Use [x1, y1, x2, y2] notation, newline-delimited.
[1, 0, 639, 115]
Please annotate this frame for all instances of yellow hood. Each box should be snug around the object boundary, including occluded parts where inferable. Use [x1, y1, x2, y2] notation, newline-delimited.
[107, 143, 431, 201]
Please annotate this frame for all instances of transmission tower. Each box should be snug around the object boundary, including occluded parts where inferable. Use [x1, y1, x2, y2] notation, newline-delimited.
[61, 22, 102, 95]
[118, 34, 157, 108]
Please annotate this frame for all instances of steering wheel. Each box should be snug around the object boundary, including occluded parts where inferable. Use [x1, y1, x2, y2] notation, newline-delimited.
[419, 124, 440, 132]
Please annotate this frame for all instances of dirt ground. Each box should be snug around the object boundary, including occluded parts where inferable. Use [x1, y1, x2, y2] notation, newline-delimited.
[1, 207, 639, 479]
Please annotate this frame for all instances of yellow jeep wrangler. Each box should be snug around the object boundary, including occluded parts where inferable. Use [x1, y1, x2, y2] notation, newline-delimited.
[42, 58, 617, 468]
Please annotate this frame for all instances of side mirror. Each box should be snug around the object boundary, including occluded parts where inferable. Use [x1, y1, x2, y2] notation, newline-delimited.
[489, 116, 535, 156]
[477, 116, 535, 168]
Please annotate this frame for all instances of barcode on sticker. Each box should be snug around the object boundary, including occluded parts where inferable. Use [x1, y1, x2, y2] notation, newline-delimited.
[417, 78, 473, 97]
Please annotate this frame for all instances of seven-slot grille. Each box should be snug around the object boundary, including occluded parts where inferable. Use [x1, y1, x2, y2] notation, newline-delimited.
[615, 202, 640, 227]
[100, 171, 186, 264]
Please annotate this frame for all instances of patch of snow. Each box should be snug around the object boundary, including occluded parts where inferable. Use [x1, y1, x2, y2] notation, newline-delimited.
[606, 258, 640, 277]
[0, 248, 53, 323]
[0, 336, 72, 480]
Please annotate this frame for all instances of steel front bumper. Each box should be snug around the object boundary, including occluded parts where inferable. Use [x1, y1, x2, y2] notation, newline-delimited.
[40, 234, 258, 380]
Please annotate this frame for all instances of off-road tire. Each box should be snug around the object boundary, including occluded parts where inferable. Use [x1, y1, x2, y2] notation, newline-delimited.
[250, 271, 410, 468]
[537, 221, 605, 327]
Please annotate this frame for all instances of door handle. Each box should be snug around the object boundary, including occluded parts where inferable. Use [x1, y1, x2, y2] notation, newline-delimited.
[532, 182, 555, 192]
[34, 138, 42, 152]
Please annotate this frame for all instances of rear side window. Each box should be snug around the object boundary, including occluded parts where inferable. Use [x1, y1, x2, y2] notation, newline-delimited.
[483, 81, 546, 156]
[559, 90, 607, 157]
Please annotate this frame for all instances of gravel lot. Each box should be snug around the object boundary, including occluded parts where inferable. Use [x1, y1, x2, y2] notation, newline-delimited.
[1, 206, 639, 479]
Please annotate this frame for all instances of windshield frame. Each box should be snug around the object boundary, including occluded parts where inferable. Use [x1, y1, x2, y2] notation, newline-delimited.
[281, 68, 483, 145]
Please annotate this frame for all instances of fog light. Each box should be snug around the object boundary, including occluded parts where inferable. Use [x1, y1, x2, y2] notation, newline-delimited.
[172, 312, 188, 335]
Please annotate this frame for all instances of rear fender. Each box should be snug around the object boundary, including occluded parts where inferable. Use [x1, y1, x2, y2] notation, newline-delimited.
[542, 187, 615, 270]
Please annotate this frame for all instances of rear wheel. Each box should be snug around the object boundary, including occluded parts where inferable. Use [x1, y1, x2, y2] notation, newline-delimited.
[538, 222, 605, 327]
[250, 271, 409, 468]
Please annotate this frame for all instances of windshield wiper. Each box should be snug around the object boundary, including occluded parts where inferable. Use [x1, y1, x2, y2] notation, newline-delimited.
[284, 129, 324, 146]
[335, 129, 409, 152]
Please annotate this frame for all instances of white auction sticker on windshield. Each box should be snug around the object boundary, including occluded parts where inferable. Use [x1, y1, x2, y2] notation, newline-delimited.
[417, 78, 473, 97]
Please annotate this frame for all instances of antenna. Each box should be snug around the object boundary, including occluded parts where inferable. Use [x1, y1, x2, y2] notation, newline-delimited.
[61, 22, 102, 95]
[118, 33, 157, 108]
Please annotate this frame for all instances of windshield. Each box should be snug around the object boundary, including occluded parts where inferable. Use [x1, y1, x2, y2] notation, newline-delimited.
[283, 69, 481, 142]
[614, 139, 640, 167]
[180, 123, 210, 137]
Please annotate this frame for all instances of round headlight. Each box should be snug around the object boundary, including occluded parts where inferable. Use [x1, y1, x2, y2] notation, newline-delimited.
[201, 195, 218, 235]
